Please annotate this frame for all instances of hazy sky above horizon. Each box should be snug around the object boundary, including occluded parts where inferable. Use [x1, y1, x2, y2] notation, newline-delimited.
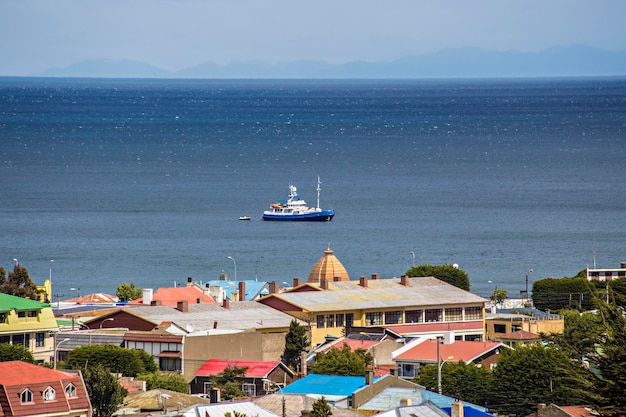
[1, 0, 625, 75]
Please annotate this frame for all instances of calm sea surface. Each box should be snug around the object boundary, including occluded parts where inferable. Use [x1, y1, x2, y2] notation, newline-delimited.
[1, 77, 625, 300]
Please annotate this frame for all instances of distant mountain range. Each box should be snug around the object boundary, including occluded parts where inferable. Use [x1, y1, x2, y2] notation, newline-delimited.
[35, 44, 626, 79]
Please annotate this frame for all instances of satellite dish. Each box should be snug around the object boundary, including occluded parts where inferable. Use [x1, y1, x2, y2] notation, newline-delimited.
[186, 323, 195, 333]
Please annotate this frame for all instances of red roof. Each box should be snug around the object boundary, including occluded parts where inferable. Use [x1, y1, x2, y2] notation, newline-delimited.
[388, 321, 483, 334]
[194, 359, 284, 378]
[65, 292, 119, 304]
[128, 286, 215, 306]
[0, 361, 91, 416]
[395, 339, 504, 364]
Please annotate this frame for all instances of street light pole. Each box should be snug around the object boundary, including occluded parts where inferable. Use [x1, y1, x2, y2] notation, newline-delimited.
[436, 337, 442, 394]
[54, 338, 70, 369]
[100, 318, 114, 329]
[227, 256, 237, 281]
[49, 259, 54, 303]
[409, 251, 415, 267]
[525, 268, 534, 306]
[262, 379, 285, 417]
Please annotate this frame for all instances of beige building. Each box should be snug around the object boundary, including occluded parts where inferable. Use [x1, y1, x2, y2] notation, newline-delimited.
[485, 310, 564, 341]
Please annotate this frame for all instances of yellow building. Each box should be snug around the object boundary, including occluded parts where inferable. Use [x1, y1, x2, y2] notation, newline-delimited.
[485, 309, 564, 341]
[259, 247, 487, 346]
[0, 293, 59, 363]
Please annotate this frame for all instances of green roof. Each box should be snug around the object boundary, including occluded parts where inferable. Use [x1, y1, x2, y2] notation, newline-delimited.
[0, 292, 49, 311]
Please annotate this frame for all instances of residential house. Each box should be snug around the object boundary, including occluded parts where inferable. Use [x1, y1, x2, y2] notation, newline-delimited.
[0, 361, 91, 417]
[309, 332, 404, 377]
[486, 307, 563, 341]
[118, 388, 210, 416]
[62, 300, 302, 381]
[586, 262, 626, 281]
[495, 329, 542, 348]
[392, 336, 507, 380]
[128, 283, 216, 306]
[0, 292, 59, 363]
[182, 401, 279, 417]
[528, 403, 598, 417]
[189, 359, 295, 397]
[371, 401, 450, 417]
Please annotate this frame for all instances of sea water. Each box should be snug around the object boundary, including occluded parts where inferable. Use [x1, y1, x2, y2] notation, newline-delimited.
[0, 77, 624, 299]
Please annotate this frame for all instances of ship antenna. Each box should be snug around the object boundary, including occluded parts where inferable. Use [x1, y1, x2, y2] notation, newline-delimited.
[316, 176, 321, 209]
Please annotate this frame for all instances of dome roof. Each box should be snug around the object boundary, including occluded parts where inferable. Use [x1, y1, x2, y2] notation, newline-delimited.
[307, 244, 350, 284]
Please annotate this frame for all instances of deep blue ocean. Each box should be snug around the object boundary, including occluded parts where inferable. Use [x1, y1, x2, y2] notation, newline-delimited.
[1, 77, 625, 300]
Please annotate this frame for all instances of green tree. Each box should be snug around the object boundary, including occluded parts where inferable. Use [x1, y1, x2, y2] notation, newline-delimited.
[0, 264, 41, 300]
[309, 343, 372, 376]
[210, 365, 248, 400]
[543, 309, 604, 360]
[413, 361, 494, 406]
[489, 288, 508, 308]
[490, 345, 596, 417]
[83, 363, 128, 417]
[406, 264, 470, 291]
[116, 282, 143, 302]
[137, 371, 189, 393]
[310, 396, 332, 417]
[532, 276, 595, 311]
[0, 343, 36, 363]
[283, 319, 310, 371]
[67, 345, 157, 377]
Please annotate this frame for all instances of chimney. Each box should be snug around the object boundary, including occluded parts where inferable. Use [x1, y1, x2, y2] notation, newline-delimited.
[359, 276, 368, 288]
[537, 403, 546, 417]
[238, 281, 246, 302]
[365, 369, 374, 385]
[451, 401, 464, 417]
[269, 281, 279, 294]
[187, 276, 193, 286]
[223, 298, 230, 309]
[400, 275, 409, 286]
[176, 301, 189, 313]
[320, 279, 329, 290]
[371, 273, 380, 280]
[293, 277, 302, 287]
[219, 272, 228, 280]
[400, 398, 412, 407]
[300, 351, 307, 376]
[142, 288, 153, 305]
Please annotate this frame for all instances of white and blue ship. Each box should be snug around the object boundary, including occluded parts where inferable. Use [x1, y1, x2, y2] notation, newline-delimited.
[262, 177, 335, 222]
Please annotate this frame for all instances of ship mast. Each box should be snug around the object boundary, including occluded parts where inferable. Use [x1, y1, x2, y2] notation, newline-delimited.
[316, 176, 321, 209]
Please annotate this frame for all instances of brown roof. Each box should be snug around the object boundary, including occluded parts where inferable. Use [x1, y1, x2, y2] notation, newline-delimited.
[65, 293, 119, 304]
[498, 330, 541, 340]
[307, 244, 350, 283]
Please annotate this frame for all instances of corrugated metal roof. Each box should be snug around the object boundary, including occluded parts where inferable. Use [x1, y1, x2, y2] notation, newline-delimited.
[264, 277, 486, 313]
[184, 401, 279, 417]
[194, 359, 286, 378]
[281, 374, 374, 397]
[0, 293, 49, 310]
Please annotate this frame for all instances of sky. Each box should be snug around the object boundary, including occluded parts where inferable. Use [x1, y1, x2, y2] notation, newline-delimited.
[1, 0, 625, 76]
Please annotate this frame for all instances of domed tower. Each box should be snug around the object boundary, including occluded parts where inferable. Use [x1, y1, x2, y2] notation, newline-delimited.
[307, 243, 350, 284]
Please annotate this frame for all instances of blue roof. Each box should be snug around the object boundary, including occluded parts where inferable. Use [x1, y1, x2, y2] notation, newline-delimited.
[281, 374, 376, 397]
[442, 406, 493, 417]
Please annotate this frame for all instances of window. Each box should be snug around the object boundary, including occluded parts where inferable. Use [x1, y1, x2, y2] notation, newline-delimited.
[466, 334, 483, 342]
[20, 388, 33, 403]
[345, 313, 354, 329]
[405, 310, 423, 323]
[0, 336, 9, 344]
[365, 312, 382, 326]
[493, 324, 507, 333]
[465, 306, 483, 320]
[27, 311, 37, 318]
[0, 312, 6, 323]
[159, 357, 182, 372]
[65, 383, 77, 398]
[445, 308, 462, 321]
[17, 311, 26, 318]
[241, 383, 256, 397]
[36, 333, 45, 348]
[424, 309, 442, 322]
[316, 315, 325, 329]
[336, 314, 344, 327]
[43, 387, 55, 401]
[384, 311, 403, 325]
[398, 363, 417, 379]
[325, 314, 335, 328]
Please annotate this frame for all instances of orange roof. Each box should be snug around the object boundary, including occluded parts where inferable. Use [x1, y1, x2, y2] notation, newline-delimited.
[395, 339, 504, 364]
[320, 338, 379, 353]
[0, 361, 90, 416]
[559, 406, 596, 417]
[128, 286, 215, 306]
[498, 330, 541, 340]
